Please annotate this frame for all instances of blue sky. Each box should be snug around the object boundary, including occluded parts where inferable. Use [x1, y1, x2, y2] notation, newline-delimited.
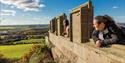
[0, 0, 125, 25]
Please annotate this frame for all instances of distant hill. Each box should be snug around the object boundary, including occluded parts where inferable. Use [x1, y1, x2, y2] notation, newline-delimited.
[117, 23, 125, 27]
[0, 24, 48, 27]
[0, 24, 49, 30]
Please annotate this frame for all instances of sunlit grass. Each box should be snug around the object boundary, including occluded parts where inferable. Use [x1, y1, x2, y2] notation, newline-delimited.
[12, 39, 45, 44]
[0, 27, 15, 29]
[0, 44, 33, 59]
[17, 39, 45, 43]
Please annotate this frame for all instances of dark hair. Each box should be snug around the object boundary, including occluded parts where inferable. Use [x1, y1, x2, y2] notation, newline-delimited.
[95, 15, 123, 38]
[94, 15, 118, 29]
[63, 19, 69, 26]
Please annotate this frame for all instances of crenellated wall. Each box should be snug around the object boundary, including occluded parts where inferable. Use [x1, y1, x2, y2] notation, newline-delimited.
[47, 1, 125, 63]
[46, 32, 125, 63]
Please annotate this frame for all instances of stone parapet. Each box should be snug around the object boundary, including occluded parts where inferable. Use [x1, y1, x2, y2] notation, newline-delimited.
[46, 33, 125, 63]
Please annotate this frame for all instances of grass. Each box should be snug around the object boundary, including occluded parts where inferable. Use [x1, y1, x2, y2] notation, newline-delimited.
[13, 39, 45, 44]
[0, 38, 45, 59]
[0, 44, 33, 59]
[0, 27, 16, 30]
[29, 45, 54, 63]
[17, 39, 44, 43]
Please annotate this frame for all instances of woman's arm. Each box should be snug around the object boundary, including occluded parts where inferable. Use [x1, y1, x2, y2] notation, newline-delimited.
[92, 30, 100, 43]
[92, 30, 103, 47]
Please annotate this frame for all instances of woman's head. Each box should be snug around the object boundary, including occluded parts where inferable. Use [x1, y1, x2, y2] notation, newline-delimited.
[63, 19, 69, 26]
[93, 15, 115, 31]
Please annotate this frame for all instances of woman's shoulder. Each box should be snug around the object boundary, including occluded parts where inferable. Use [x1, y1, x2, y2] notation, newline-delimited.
[108, 26, 121, 33]
[108, 27, 115, 33]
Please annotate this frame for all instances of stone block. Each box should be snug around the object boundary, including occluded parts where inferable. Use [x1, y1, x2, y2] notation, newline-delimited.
[70, 1, 93, 43]
[56, 13, 67, 36]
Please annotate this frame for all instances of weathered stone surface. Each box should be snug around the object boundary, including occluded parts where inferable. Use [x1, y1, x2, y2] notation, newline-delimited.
[47, 1, 125, 63]
[46, 33, 125, 63]
[56, 13, 67, 36]
[50, 17, 57, 34]
[70, 1, 93, 43]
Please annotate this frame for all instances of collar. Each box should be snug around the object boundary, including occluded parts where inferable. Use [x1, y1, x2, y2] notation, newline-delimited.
[100, 28, 109, 34]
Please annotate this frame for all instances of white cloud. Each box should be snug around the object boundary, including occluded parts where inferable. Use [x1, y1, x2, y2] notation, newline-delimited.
[32, 17, 51, 20]
[0, 9, 16, 16]
[0, 0, 45, 12]
[10, 5, 15, 8]
[112, 6, 119, 9]
[32, 17, 41, 20]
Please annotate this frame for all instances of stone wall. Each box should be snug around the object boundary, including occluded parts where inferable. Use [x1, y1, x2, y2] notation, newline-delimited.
[46, 33, 125, 63]
[70, 1, 93, 43]
[49, 13, 67, 36]
[46, 1, 125, 63]
[56, 13, 67, 36]
[50, 17, 57, 34]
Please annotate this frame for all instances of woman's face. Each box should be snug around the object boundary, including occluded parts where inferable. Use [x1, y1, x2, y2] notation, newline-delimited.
[93, 19, 105, 31]
[63, 21, 66, 26]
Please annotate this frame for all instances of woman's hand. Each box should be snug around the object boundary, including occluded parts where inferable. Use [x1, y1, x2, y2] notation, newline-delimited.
[95, 40, 101, 47]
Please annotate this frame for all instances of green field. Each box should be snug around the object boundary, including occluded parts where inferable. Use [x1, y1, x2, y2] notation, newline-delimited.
[13, 39, 45, 44]
[0, 27, 16, 30]
[0, 44, 33, 59]
[0, 27, 15, 29]
[17, 39, 44, 43]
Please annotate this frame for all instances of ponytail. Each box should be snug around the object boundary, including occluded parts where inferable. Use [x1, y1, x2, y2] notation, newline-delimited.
[103, 15, 116, 27]
[103, 15, 120, 31]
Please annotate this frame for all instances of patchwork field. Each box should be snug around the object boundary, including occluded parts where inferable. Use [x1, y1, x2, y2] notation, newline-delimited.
[0, 25, 53, 63]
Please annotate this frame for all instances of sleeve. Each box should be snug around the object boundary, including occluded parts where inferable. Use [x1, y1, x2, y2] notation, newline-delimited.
[92, 30, 100, 43]
[100, 33, 119, 45]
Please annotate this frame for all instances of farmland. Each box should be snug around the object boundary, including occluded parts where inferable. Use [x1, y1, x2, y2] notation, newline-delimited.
[0, 24, 54, 63]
